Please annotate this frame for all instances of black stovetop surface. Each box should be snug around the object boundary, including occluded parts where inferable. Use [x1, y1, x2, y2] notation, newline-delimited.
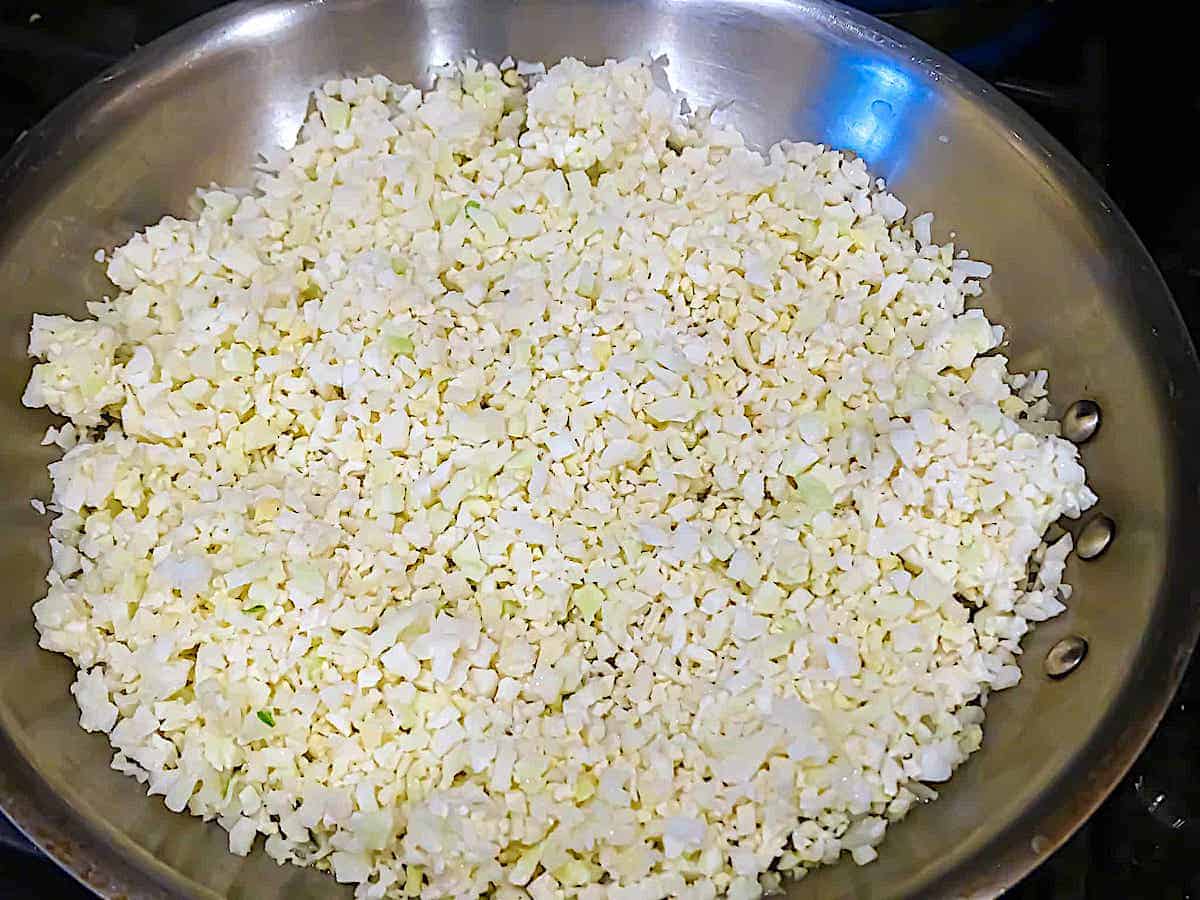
[2, 1, 1198, 897]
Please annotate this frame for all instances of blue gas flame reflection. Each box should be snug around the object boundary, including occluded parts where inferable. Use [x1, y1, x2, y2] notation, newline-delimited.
[821, 58, 927, 177]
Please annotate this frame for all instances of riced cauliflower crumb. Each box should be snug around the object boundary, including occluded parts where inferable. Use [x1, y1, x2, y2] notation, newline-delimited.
[22, 56, 1096, 899]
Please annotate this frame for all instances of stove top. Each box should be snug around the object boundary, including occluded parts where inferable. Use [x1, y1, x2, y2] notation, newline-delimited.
[2, 1, 1197, 897]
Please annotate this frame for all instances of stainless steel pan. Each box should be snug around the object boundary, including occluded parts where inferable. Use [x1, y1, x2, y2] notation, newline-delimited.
[2, 1, 1198, 897]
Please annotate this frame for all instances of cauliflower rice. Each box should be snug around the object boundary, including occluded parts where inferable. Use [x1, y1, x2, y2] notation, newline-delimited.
[23, 57, 1096, 899]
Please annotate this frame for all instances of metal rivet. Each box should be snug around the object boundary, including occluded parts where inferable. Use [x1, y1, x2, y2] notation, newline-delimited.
[1061, 399, 1101, 444]
[1045, 636, 1088, 678]
[1076, 514, 1115, 560]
